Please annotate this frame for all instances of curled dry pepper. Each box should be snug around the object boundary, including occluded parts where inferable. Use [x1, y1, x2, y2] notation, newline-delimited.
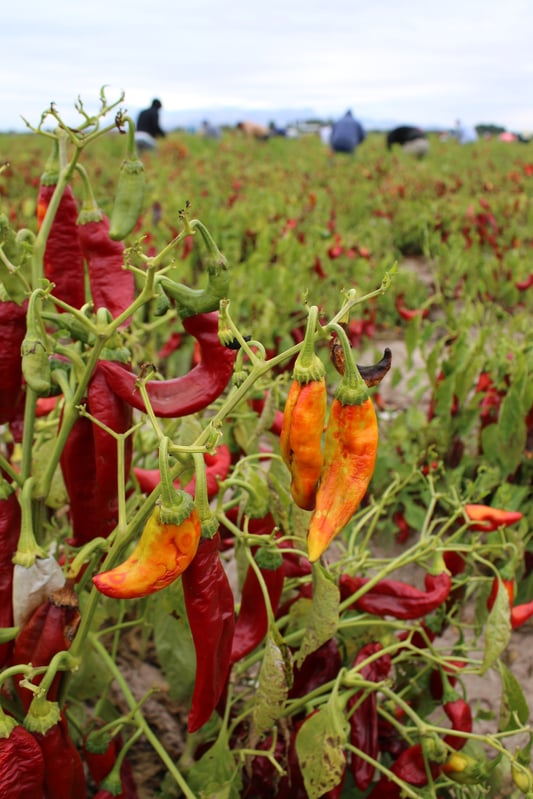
[0, 718, 45, 799]
[59, 362, 133, 546]
[182, 531, 235, 732]
[76, 165, 135, 322]
[98, 312, 237, 418]
[30, 710, 87, 799]
[36, 147, 86, 310]
[11, 582, 80, 712]
[465, 503, 523, 531]
[0, 298, 27, 424]
[0, 488, 21, 667]
[93, 499, 201, 599]
[348, 642, 392, 790]
[339, 571, 452, 620]
[307, 324, 378, 562]
[330, 333, 392, 388]
[280, 306, 327, 510]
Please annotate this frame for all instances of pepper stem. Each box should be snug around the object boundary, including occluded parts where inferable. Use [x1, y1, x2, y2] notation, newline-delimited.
[12, 477, 46, 567]
[328, 322, 369, 406]
[158, 437, 195, 526]
[292, 305, 325, 384]
[75, 163, 103, 223]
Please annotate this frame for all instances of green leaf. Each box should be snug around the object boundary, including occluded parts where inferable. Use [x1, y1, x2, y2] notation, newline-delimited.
[187, 727, 242, 799]
[252, 628, 293, 737]
[295, 692, 349, 799]
[296, 564, 339, 667]
[499, 662, 530, 732]
[495, 388, 527, 476]
[481, 578, 512, 674]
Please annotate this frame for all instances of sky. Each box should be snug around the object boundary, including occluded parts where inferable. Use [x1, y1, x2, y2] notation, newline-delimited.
[2, 0, 533, 133]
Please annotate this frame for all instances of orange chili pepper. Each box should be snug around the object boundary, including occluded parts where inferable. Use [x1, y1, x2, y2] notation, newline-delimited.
[93, 502, 200, 599]
[307, 324, 378, 562]
[465, 503, 523, 531]
[280, 306, 327, 511]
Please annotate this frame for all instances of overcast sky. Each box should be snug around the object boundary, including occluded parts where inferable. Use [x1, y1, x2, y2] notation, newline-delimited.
[3, 0, 532, 133]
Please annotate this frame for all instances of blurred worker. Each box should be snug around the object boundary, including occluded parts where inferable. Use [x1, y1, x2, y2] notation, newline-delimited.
[135, 98, 166, 151]
[455, 119, 478, 144]
[330, 110, 366, 154]
[236, 120, 270, 140]
[387, 126, 429, 157]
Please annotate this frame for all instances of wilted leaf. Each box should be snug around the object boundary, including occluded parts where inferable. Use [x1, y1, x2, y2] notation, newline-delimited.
[187, 727, 242, 798]
[296, 564, 339, 667]
[252, 627, 293, 737]
[295, 692, 348, 798]
[481, 578, 511, 673]
[499, 662, 530, 731]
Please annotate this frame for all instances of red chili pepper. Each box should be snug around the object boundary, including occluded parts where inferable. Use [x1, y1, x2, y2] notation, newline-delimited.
[78, 208, 135, 323]
[182, 532, 235, 732]
[465, 503, 523, 531]
[288, 638, 343, 701]
[366, 743, 438, 797]
[443, 698, 473, 749]
[487, 576, 515, 611]
[511, 600, 533, 629]
[11, 583, 80, 712]
[83, 729, 138, 797]
[59, 363, 133, 546]
[98, 312, 236, 418]
[0, 299, 27, 425]
[250, 394, 284, 436]
[0, 722, 45, 799]
[37, 177, 86, 310]
[395, 293, 430, 320]
[0, 490, 21, 667]
[348, 642, 392, 790]
[33, 711, 86, 799]
[230, 518, 284, 664]
[134, 444, 231, 498]
[339, 571, 452, 620]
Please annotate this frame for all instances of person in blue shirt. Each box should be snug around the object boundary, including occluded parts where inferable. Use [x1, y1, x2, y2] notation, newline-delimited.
[330, 110, 366, 154]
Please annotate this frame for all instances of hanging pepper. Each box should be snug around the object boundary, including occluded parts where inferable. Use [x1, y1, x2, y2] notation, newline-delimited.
[0, 716, 45, 799]
[11, 583, 80, 712]
[20, 288, 51, 396]
[230, 514, 285, 664]
[329, 331, 392, 388]
[93, 501, 200, 599]
[488, 576, 533, 629]
[98, 311, 237, 418]
[108, 115, 145, 241]
[366, 743, 439, 797]
[182, 531, 235, 732]
[159, 219, 230, 319]
[28, 709, 86, 799]
[288, 637, 343, 701]
[133, 444, 231, 498]
[83, 728, 138, 797]
[307, 324, 378, 561]
[465, 503, 523, 531]
[443, 698, 473, 749]
[36, 146, 86, 310]
[441, 751, 487, 785]
[348, 642, 392, 790]
[339, 571, 452, 620]
[0, 299, 27, 424]
[280, 305, 327, 511]
[0, 487, 21, 667]
[76, 165, 135, 322]
[59, 362, 133, 546]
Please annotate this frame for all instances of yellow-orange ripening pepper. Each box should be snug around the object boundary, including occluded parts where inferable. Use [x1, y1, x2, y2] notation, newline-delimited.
[307, 325, 378, 563]
[92, 500, 201, 599]
[280, 306, 327, 511]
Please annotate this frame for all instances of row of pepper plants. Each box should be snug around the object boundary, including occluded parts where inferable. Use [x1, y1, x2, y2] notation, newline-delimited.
[0, 88, 532, 798]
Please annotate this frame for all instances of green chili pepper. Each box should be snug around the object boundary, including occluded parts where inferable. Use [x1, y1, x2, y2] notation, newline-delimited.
[21, 289, 51, 395]
[109, 116, 145, 241]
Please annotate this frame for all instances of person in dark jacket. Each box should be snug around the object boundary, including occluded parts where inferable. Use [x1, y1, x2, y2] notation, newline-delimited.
[135, 99, 166, 150]
[330, 110, 366, 154]
[386, 126, 429, 157]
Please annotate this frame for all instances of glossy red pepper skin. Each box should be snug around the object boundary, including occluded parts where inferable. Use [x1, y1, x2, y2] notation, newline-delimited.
[182, 532, 235, 732]
[366, 743, 438, 797]
[288, 638, 343, 702]
[83, 731, 138, 797]
[37, 183, 86, 310]
[11, 583, 80, 711]
[348, 642, 392, 790]
[0, 490, 21, 667]
[0, 723, 45, 799]
[443, 698, 473, 749]
[98, 312, 237, 418]
[77, 213, 135, 322]
[59, 363, 133, 546]
[34, 712, 86, 799]
[339, 571, 452, 620]
[0, 299, 27, 425]
[134, 444, 231, 498]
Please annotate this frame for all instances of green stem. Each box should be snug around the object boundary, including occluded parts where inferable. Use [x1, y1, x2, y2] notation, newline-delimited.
[89, 635, 196, 799]
[12, 477, 46, 566]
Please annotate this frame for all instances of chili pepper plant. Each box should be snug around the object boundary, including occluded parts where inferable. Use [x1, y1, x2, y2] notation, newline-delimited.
[0, 90, 532, 798]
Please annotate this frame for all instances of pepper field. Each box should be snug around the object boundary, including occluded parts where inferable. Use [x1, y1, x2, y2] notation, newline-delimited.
[0, 93, 532, 798]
